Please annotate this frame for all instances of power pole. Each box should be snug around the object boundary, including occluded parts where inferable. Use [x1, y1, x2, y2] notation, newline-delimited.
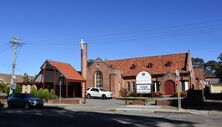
[9, 37, 23, 95]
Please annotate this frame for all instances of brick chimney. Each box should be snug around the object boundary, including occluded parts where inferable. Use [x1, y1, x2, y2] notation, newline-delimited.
[80, 39, 87, 98]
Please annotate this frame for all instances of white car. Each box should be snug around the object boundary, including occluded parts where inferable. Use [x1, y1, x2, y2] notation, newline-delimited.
[86, 87, 114, 99]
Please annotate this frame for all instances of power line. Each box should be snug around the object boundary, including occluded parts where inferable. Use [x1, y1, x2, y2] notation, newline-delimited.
[23, 21, 222, 46]
[25, 18, 222, 44]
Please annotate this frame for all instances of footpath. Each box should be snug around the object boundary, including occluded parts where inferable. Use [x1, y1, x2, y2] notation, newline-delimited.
[44, 102, 222, 115]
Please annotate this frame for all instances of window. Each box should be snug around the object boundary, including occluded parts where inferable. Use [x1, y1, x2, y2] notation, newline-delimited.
[132, 82, 136, 91]
[94, 71, 103, 88]
[127, 82, 131, 91]
[146, 63, 153, 68]
[130, 64, 136, 69]
[165, 61, 172, 67]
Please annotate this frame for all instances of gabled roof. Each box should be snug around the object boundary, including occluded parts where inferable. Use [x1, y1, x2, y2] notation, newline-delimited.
[105, 53, 188, 77]
[44, 60, 85, 81]
[194, 68, 205, 80]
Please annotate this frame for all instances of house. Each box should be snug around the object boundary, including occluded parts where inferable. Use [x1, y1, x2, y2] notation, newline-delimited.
[0, 73, 24, 84]
[193, 68, 206, 90]
[205, 74, 222, 93]
[34, 60, 85, 97]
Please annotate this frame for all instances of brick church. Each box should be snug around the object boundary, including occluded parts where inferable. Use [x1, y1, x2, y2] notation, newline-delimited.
[81, 41, 198, 97]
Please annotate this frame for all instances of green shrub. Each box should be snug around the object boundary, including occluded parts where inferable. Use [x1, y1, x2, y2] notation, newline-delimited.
[14, 84, 22, 93]
[49, 89, 57, 99]
[30, 86, 38, 97]
[42, 89, 49, 101]
[38, 88, 44, 99]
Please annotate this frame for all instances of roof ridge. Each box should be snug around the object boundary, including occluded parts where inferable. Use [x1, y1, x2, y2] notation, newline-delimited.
[106, 52, 187, 62]
[47, 60, 71, 65]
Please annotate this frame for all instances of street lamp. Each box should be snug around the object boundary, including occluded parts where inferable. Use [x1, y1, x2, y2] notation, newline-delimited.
[59, 75, 64, 102]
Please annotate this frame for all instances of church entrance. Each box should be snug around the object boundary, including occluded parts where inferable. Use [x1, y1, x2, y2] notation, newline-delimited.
[165, 80, 175, 95]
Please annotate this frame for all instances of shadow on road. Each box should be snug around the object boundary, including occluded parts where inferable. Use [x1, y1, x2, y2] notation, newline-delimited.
[182, 101, 222, 111]
[0, 106, 196, 127]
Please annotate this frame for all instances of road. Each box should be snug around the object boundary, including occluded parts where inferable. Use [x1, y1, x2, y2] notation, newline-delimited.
[0, 99, 222, 127]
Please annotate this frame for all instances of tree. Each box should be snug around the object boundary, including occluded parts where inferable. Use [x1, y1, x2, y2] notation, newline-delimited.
[205, 60, 219, 76]
[23, 73, 32, 85]
[216, 53, 222, 76]
[217, 53, 222, 61]
[192, 57, 205, 69]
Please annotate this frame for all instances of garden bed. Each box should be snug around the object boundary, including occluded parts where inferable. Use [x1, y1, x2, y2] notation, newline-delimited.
[47, 99, 81, 104]
[115, 97, 155, 105]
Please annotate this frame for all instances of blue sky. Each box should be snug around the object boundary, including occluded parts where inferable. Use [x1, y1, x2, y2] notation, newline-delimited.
[0, 0, 222, 76]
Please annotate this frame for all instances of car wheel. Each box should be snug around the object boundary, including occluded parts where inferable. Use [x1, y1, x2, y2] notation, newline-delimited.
[24, 102, 31, 110]
[8, 101, 13, 108]
[102, 94, 106, 99]
[87, 94, 91, 99]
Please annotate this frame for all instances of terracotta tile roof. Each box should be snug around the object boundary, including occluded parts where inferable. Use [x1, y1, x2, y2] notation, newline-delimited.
[46, 60, 85, 81]
[194, 68, 205, 80]
[105, 53, 188, 77]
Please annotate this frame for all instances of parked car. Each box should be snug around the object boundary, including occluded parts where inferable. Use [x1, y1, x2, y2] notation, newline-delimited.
[7, 93, 44, 109]
[86, 87, 113, 99]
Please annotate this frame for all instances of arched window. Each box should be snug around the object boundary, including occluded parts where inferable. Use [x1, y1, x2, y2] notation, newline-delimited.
[94, 71, 103, 88]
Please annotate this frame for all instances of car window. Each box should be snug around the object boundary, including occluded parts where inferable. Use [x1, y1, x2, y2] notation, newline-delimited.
[95, 89, 99, 92]
[91, 88, 96, 91]
[15, 94, 25, 98]
[13, 93, 19, 97]
[87, 88, 90, 91]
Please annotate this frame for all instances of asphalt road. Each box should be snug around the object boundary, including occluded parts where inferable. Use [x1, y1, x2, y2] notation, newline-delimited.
[1, 107, 222, 127]
[1, 99, 222, 127]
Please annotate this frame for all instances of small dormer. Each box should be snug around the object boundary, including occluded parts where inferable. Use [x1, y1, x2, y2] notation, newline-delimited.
[130, 64, 136, 69]
[146, 63, 153, 68]
[165, 61, 172, 67]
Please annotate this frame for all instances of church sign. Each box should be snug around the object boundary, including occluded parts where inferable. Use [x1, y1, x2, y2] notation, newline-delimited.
[136, 71, 152, 94]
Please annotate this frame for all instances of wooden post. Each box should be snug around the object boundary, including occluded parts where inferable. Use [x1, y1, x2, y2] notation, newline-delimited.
[66, 80, 68, 98]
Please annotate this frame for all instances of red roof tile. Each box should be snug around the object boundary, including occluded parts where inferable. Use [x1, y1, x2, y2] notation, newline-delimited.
[105, 53, 188, 76]
[46, 60, 85, 81]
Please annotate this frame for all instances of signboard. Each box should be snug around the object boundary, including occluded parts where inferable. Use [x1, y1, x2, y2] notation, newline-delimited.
[136, 71, 152, 94]
[136, 71, 152, 84]
[136, 84, 151, 94]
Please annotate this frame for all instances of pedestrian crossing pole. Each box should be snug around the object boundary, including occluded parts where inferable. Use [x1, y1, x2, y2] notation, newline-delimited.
[176, 69, 182, 111]
[9, 37, 23, 95]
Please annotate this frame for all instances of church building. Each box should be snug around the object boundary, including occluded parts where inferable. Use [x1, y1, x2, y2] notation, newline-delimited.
[81, 41, 197, 97]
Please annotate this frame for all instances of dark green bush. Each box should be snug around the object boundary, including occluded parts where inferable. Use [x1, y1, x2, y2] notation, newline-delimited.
[128, 91, 137, 97]
[14, 85, 22, 93]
